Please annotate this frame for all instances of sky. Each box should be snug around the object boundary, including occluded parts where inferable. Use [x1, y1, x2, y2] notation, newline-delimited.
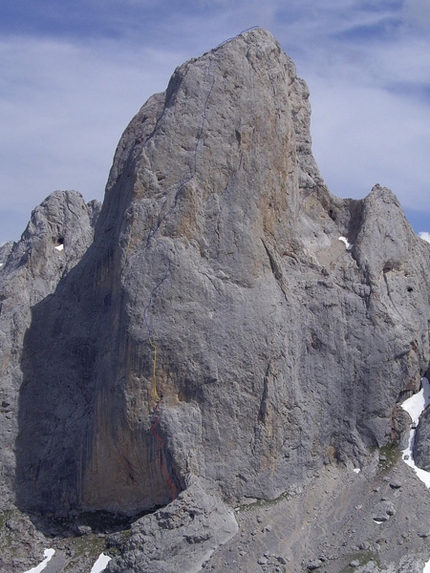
[1, 0, 429, 244]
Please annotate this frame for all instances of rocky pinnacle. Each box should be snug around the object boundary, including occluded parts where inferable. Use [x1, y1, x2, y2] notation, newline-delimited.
[1, 27, 430, 573]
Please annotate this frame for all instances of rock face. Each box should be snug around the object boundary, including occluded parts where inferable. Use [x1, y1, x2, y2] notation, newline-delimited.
[1, 26, 430, 572]
[107, 477, 238, 573]
[414, 370, 430, 470]
[0, 190, 100, 510]
[414, 407, 430, 471]
[11, 27, 430, 519]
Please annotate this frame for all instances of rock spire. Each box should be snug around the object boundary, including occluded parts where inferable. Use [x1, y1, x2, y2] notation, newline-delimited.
[1, 27, 430, 573]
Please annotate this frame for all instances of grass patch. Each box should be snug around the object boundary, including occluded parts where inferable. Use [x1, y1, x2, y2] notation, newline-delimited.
[63, 532, 107, 572]
[377, 442, 401, 473]
[0, 510, 19, 553]
[0, 510, 13, 531]
[235, 491, 290, 513]
[340, 550, 381, 572]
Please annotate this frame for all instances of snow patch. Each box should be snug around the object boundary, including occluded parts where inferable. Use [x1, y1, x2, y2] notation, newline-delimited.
[338, 236, 353, 250]
[401, 379, 430, 573]
[90, 553, 112, 573]
[54, 244, 64, 251]
[353, 468, 361, 474]
[23, 549, 55, 573]
[401, 377, 430, 488]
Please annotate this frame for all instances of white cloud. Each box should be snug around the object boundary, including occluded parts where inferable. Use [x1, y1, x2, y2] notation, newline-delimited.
[403, 0, 430, 30]
[374, 39, 430, 86]
[419, 232, 430, 243]
[0, 1, 429, 243]
[308, 75, 430, 209]
[0, 37, 187, 223]
[279, 4, 430, 217]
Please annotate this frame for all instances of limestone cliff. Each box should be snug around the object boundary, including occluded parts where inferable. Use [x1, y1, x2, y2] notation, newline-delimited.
[1, 27, 430, 573]
[0, 191, 100, 511]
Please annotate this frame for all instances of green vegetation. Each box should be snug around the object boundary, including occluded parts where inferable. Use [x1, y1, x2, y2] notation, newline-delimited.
[234, 491, 290, 513]
[0, 510, 13, 531]
[377, 442, 401, 473]
[340, 551, 381, 572]
[63, 532, 107, 572]
[0, 510, 25, 559]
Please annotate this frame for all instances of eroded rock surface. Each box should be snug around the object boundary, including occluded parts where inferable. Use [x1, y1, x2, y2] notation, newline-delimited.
[107, 477, 238, 573]
[0, 190, 100, 511]
[204, 460, 430, 573]
[414, 405, 430, 471]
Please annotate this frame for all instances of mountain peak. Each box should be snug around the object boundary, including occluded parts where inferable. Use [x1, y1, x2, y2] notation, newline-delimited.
[1, 29, 430, 573]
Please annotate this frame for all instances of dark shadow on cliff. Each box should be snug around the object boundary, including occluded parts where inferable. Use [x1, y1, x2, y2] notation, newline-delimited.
[15, 242, 181, 533]
[15, 250, 102, 522]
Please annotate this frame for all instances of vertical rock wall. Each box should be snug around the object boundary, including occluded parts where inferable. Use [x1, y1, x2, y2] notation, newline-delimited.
[0, 191, 100, 511]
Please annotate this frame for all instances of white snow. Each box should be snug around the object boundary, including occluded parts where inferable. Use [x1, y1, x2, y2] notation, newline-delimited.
[23, 549, 55, 573]
[353, 468, 361, 474]
[399, 381, 430, 573]
[401, 377, 430, 488]
[22, 550, 111, 573]
[54, 244, 64, 251]
[418, 232, 430, 243]
[338, 236, 353, 250]
[90, 553, 112, 573]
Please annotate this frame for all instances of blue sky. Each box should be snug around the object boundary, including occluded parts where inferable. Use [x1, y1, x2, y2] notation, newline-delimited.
[1, 0, 429, 243]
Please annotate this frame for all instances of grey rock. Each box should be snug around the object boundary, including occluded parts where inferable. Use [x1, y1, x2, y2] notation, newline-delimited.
[372, 501, 396, 522]
[41, 552, 68, 573]
[106, 478, 237, 573]
[0, 241, 13, 265]
[391, 405, 411, 450]
[413, 404, 430, 470]
[76, 524, 92, 536]
[389, 480, 402, 489]
[0, 190, 100, 510]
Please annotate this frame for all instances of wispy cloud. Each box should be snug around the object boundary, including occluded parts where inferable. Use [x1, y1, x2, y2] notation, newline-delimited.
[269, 1, 430, 231]
[0, 36, 187, 234]
[403, 0, 430, 29]
[0, 0, 429, 242]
